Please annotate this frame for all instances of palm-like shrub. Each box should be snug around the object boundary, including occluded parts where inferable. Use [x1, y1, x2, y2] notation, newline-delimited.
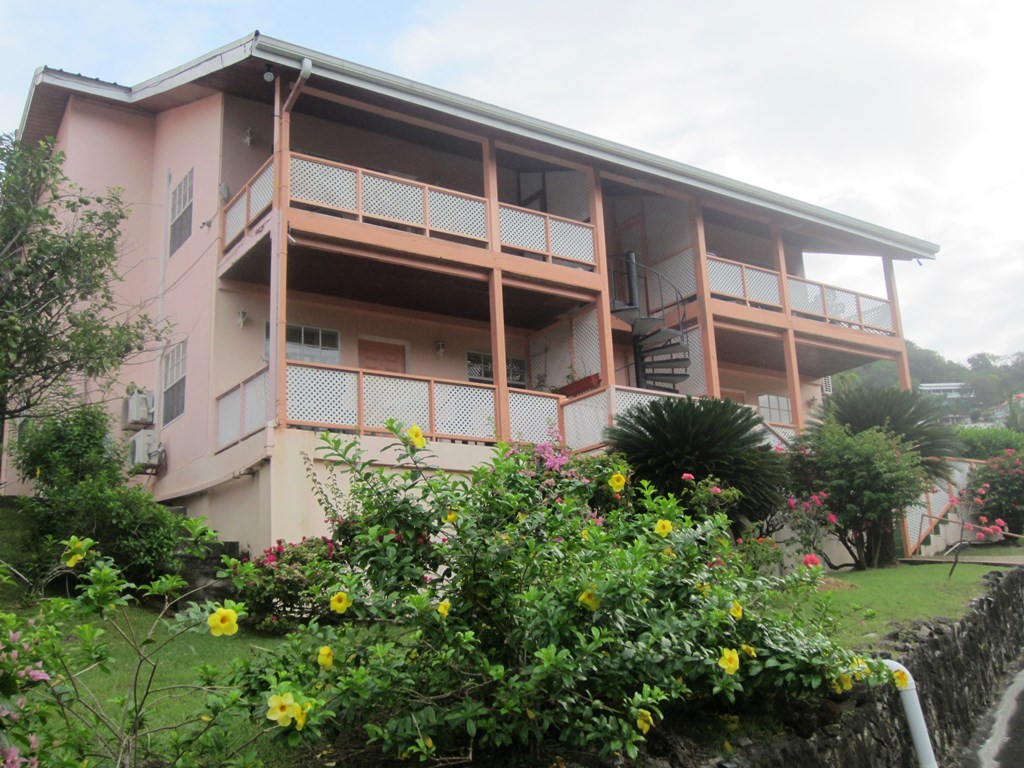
[605, 396, 783, 526]
[815, 386, 962, 481]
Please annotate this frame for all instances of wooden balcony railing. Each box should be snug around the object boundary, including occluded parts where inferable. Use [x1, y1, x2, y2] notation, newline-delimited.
[215, 367, 271, 450]
[223, 158, 275, 249]
[497, 202, 595, 267]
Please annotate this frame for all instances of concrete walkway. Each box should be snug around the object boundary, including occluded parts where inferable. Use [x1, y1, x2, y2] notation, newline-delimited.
[901, 555, 1024, 567]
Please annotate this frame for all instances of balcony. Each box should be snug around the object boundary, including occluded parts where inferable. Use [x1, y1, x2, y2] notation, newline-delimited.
[706, 255, 896, 335]
[222, 152, 597, 270]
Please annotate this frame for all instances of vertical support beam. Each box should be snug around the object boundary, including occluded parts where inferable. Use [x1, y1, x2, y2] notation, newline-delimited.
[770, 223, 792, 314]
[782, 329, 804, 430]
[691, 203, 720, 396]
[489, 268, 511, 441]
[270, 76, 291, 424]
[883, 257, 912, 391]
[589, 170, 617, 418]
[483, 138, 501, 253]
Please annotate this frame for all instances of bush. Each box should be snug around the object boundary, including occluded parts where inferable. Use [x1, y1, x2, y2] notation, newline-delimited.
[229, 422, 878, 762]
[11, 405, 181, 586]
[953, 426, 1024, 460]
[964, 449, 1024, 535]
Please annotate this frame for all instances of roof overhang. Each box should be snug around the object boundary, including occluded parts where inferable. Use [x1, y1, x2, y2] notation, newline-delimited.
[18, 31, 939, 262]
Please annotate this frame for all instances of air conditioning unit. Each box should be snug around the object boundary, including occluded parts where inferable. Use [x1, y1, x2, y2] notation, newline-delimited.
[123, 391, 155, 429]
[129, 429, 163, 470]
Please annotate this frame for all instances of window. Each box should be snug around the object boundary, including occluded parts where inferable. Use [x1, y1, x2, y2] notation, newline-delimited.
[757, 393, 792, 424]
[265, 323, 341, 365]
[169, 168, 193, 255]
[162, 340, 187, 426]
[467, 352, 527, 388]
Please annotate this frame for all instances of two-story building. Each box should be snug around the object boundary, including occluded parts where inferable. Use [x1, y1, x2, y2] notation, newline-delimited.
[4, 33, 938, 552]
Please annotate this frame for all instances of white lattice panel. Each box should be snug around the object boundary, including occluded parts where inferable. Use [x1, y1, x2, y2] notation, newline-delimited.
[614, 388, 673, 419]
[290, 158, 358, 211]
[646, 197, 692, 262]
[905, 499, 932, 553]
[434, 383, 495, 438]
[573, 309, 601, 378]
[363, 174, 425, 225]
[746, 268, 781, 305]
[224, 197, 246, 244]
[363, 374, 430, 431]
[758, 425, 789, 452]
[500, 206, 547, 252]
[509, 392, 559, 443]
[428, 190, 487, 239]
[770, 426, 796, 443]
[546, 171, 590, 221]
[656, 250, 697, 298]
[530, 322, 572, 390]
[217, 388, 242, 449]
[676, 326, 706, 397]
[286, 365, 358, 425]
[861, 297, 894, 331]
[550, 219, 595, 263]
[787, 278, 825, 314]
[250, 163, 275, 218]
[825, 287, 860, 324]
[563, 389, 610, 449]
[243, 370, 270, 435]
[708, 259, 744, 297]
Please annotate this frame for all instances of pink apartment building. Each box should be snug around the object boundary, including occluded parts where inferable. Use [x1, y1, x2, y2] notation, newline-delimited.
[3, 33, 938, 553]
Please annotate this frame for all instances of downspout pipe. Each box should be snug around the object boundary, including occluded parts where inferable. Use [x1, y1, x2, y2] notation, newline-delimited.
[881, 659, 939, 768]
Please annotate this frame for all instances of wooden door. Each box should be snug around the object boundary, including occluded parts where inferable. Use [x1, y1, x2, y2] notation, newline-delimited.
[358, 339, 407, 373]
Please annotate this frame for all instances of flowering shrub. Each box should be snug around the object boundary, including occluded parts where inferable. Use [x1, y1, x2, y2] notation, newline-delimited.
[963, 450, 1024, 535]
[221, 536, 346, 632]
[230, 420, 880, 762]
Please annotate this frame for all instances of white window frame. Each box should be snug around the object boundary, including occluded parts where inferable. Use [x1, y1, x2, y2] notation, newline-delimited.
[265, 322, 341, 365]
[169, 168, 193, 255]
[757, 393, 792, 424]
[467, 351, 527, 388]
[162, 340, 187, 426]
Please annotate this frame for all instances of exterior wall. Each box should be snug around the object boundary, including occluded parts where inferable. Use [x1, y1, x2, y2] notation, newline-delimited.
[718, 367, 819, 416]
[221, 95, 274, 201]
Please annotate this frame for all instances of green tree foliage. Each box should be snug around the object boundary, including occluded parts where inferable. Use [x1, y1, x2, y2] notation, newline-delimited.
[604, 396, 784, 527]
[817, 385, 961, 481]
[0, 134, 158, 435]
[953, 426, 1024, 460]
[11, 405, 180, 586]
[789, 420, 928, 569]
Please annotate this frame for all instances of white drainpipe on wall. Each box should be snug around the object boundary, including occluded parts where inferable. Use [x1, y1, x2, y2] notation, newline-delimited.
[881, 659, 939, 768]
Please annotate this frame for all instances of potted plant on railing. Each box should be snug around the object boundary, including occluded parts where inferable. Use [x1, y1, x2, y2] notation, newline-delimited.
[555, 367, 601, 398]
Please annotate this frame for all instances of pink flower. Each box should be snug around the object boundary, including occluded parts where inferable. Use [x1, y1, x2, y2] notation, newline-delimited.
[974, 498, 983, 505]
[983, 483, 991, 488]
[976, 532, 986, 540]
[996, 518, 1007, 527]
[811, 495, 822, 507]
[827, 513, 838, 525]
[736, 537, 744, 545]
[803, 554, 822, 567]
[711, 486, 721, 495]
[979, 488, 987, 495]
[26, 669, 49, 682]
[979, 516, 988, 524]
[965, 524, 974, 531]
[787, 498, 797, 510]
[681, 473, 695, 481]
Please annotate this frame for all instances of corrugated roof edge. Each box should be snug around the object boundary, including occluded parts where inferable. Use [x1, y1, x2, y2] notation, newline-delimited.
[18, 31, 939, 261]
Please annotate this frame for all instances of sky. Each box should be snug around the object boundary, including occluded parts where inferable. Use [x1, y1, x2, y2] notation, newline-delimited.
[1, 0, 1021, 366]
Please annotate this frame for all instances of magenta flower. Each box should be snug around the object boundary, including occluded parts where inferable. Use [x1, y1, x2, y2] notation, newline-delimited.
[711, 486, 721, 495]
[681, 473, 695, 481]
[827, 513, 838, 525]
[803, 554, 822, 567]
[787, 498, 797, 510]
[976, 532, 986, 540]
[996, 518, 1007, 527]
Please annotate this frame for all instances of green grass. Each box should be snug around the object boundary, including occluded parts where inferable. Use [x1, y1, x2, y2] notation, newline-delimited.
[823, 563, 1012, 649]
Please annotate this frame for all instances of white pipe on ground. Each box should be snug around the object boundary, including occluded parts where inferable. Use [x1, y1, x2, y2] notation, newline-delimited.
[881, 659, 939, 768]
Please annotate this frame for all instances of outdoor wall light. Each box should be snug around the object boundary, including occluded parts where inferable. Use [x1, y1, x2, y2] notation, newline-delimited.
[237, 308, 248, 328]
[263, 63, 275, 83]
[243, 127, 255, 146]
[435, 341, 446, 358]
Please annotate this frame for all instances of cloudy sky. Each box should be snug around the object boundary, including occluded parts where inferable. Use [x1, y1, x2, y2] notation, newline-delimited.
[1, 0, 1021, 365]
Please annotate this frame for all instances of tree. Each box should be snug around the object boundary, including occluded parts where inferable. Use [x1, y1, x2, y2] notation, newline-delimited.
[604, 396, 784, 528]
[789, 420, 927, 569]
[816, 385, 962, 481]
[0, 134, 158, 441]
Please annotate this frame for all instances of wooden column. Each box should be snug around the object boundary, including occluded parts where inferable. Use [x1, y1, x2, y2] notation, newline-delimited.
[883, 257, 912, 391]
[589, 169, 617, 421]
[691, 204, 720, 396]
[489, 268, 511, 441]
[483, 137, 501, 253]
[773, 224, 802, 428]
[270, 75, 290, 424]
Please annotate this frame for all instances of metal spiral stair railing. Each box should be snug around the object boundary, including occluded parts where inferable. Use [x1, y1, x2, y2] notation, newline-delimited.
[609, 251, 691, 392]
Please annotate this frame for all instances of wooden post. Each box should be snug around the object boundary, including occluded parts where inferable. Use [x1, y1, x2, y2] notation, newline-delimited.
[692, 203, 720, 396]
[883, 257, 912, 391]
[489, 268, 511, 441]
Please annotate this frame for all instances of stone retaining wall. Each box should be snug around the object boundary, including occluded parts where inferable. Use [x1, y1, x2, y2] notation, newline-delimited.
[729, 568, 1024, 767]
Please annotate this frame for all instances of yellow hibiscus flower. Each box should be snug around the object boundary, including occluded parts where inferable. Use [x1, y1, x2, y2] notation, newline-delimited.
[892, 669, 910, 690]
[729, 601, 743, 620]
[266, 692, 300, 727]
[636, 708, 654, 734]
[207, 607, 239, 637]
[654, 519, 673, 537]
[608, 473, 627, 492]
[330, 591, 353, 614]
[718, 648, 740, 675]
[578, 588, 601, 612]
[317, 645, 334, 670]
[294, 701, 312, 731]
[741, 644, 757, 658]
[437, 599, 451, 619]
[407, 423, 427, 449]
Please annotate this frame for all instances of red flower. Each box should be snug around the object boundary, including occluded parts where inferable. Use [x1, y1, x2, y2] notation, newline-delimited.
[827, 513, 838, 525]
[803, 554, 822, 567]
[787, 498, 797, 510]
[681, 473, 695, 481]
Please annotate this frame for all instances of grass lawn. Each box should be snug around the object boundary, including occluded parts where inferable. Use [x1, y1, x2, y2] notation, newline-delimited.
[822, 563, 1012, 649]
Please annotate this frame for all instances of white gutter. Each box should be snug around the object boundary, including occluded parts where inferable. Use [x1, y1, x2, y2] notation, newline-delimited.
[881, 659, 939, 768]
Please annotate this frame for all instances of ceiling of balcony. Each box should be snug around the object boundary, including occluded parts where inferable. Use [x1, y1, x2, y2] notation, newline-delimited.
[714, 326, 889, 379]
[219, 243, 585, 331]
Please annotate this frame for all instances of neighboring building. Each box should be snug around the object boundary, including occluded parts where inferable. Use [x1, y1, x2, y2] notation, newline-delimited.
[919, 383, 972, 399]
[2, 33, 938, 552]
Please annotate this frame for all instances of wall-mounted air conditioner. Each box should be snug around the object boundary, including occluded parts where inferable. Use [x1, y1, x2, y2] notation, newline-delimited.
[129, 429, 163, 471]
[123, 391, 155, 430]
